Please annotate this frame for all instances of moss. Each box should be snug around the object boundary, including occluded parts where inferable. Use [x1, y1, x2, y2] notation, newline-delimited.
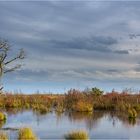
[18, 127, 37, 140]
[0, 132, 8, 140]
[0, 112, 6, 121]
[65, 130, 89, 140]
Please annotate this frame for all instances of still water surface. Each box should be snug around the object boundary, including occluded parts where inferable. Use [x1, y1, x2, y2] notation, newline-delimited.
[1, 109, 140, 140]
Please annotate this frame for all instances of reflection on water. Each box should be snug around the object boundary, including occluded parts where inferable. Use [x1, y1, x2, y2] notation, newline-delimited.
[0, 109, 140, 139]
[0, 120, 6, 128]
[66, 111, 104, 130]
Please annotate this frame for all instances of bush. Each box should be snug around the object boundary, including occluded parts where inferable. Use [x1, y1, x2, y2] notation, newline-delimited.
[91, 87, 103, 96]
[0, 112, 6, 121]
[65, 130, 89, 140]
[0, 132, 8, 140]
[18, 127, 37, 140]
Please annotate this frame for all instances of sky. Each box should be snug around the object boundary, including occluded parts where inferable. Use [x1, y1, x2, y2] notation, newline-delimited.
[0, 1, 140, 93]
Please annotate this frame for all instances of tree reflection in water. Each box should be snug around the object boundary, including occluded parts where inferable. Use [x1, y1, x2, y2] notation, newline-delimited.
[1, 109, 140, 131]
[108, 111, 140, 127]
[65, 111, 104, 130]
[0, 120, 6, 128]
[64, 111, 140, 130]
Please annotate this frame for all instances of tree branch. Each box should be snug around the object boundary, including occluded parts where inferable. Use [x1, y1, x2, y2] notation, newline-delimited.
[4, 49, 25, 65]
[4, 65, 22, 74]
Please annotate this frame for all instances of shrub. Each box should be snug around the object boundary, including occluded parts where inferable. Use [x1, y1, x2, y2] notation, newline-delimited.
[0, 112, 6, 121]
[65, 130, 89, 140]
[18, 127, 37, 140]
[65, 89, 85, 110]
[0, 132, 8, 140]
[91, 87, 103, 96]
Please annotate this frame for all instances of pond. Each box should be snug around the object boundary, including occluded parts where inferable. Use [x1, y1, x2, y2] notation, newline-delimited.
[1, 109, 140, 140]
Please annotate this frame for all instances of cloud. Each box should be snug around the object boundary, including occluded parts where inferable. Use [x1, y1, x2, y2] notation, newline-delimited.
[48, 36, 117, 51]
[114, 50, 129, 54]
[0, 1, 140, 92]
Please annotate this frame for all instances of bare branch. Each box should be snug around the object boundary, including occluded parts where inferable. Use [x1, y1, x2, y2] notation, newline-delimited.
[0, 40, 10, 50]
[4, 64, 22, 74]
[0, 39, 25, 91]
[4, 49, 25, 65]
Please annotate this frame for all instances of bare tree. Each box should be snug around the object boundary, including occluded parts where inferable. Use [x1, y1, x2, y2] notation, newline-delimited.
[0, 39, 25, 91]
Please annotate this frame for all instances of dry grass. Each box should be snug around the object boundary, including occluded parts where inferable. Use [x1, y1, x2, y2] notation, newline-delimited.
[18, 127, 37, 140]
[0, 132, 8, 140]
[1, 89, 140, 114]
[65, 130, 89, 140]
[0, 112, 6, 121]
[72, 101, 93, 112]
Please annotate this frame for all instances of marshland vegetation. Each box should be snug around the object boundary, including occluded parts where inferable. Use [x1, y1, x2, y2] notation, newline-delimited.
[0, 132, 8, 140]
[0, 88, 140, 139]
[0, 88, 140, 115]
[18, 127, 37, 140]
[65, 130, 89, 140]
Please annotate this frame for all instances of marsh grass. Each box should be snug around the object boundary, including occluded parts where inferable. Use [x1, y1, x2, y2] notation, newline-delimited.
[65, 130, 89, 140]
[18, 127, 37, 140]
[33, 104, 49, 114]
[0, 132, 8, 140]
[0, 112, 6, 121]
[72, 101, 93, 112]
[1, 89, 140, 113]
[128, 108, 137, 118]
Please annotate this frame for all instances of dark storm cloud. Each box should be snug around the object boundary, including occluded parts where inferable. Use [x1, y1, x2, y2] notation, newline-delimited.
[48, 36, 117, 52]
[45, 36, 130, 55]
[106, 69, 120, 73]
[114, 50, 129, 54]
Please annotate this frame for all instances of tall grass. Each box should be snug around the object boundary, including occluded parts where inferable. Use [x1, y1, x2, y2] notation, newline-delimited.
[0, 132, 8, 140]
[18, 127, 37, 140]
[0, 112, 6, 121]
[65, 130, 89, 140]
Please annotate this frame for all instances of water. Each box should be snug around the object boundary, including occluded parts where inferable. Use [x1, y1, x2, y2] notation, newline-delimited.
[1, 109, 140, 140]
